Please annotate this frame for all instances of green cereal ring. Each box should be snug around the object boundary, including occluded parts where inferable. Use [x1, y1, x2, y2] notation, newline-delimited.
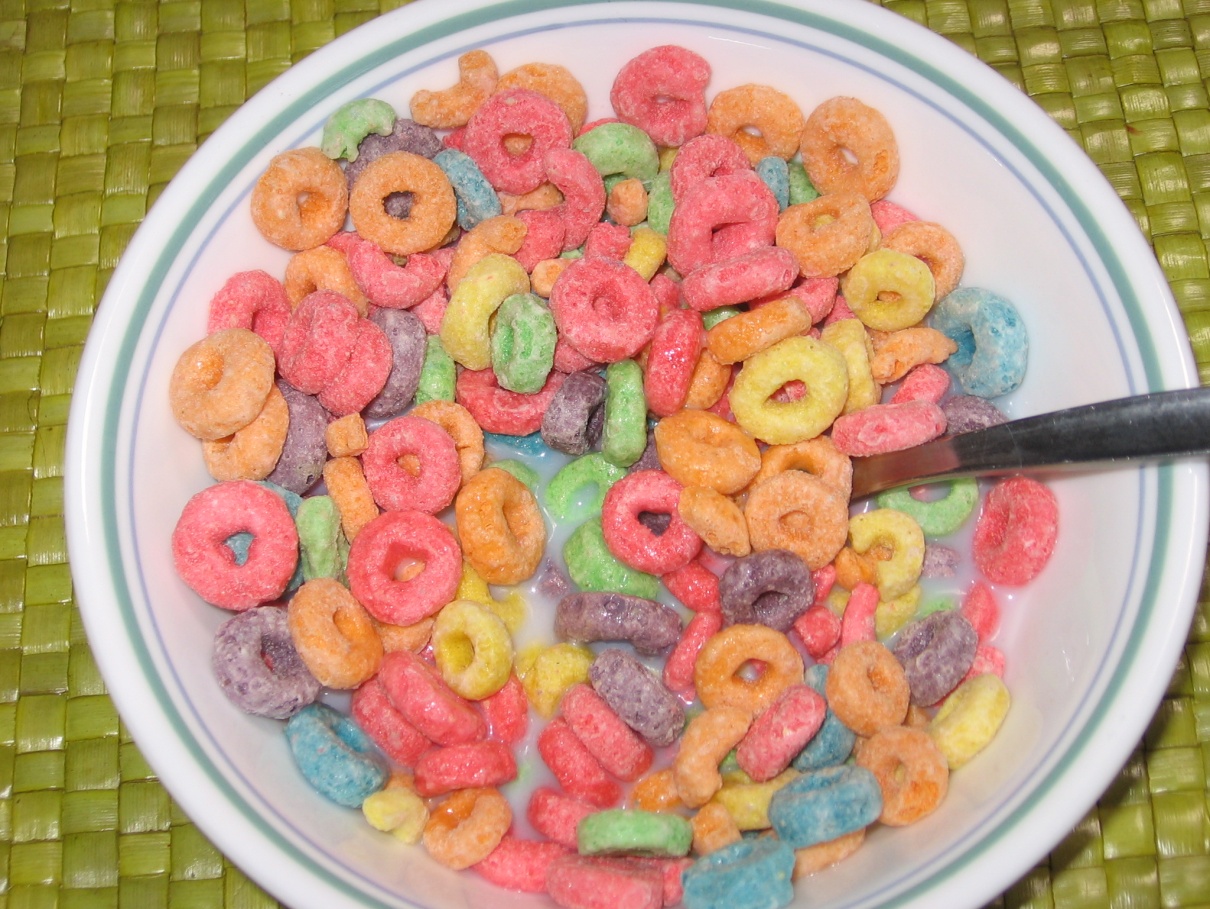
[876, 478, 979, 537]
[564, 517, 660, 600]
[490, 292, 557, 394]
[489, 458, 541, 493]
[646, 172, 674, 235]
[787, 158, 819, 205]
[321, 99, 396, 162]
[545, 453, 628, 521]
[414, 335, 456, 405]
[602, 359, 648, 467]
[702, 305, 742, 330]
[296, 495, 348, 581]
[573, 122, 660, 184]
[578, 808, 694, 858]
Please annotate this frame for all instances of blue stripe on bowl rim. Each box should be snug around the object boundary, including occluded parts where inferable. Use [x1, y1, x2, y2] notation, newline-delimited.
[88, 1, 1189, 906]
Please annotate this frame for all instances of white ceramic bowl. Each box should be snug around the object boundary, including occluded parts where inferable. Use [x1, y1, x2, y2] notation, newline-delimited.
[65, 1, 1209, 908]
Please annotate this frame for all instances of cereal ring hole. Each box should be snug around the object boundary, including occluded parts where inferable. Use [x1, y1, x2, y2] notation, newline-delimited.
[639, 510, 672, 535]
[736, 659, 769, 683]
[441, 631, 476, 673]
[397, 453, 422, 476]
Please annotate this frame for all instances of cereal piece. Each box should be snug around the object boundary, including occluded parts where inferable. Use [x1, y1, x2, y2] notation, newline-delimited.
[544, 146, 608, 249]
[514, 208, 567, 270]
[791, 604, 840, 661]
[848, 508, 925, 600]
[409, 399, 485, 484]
[516, 641, 595, 718]
[590, 648, 686, 747]
[206, 269, 291, 353]
[719, 549, 815, 632]
[251, 147, 348, 250]
[533, 256, 573, 297]
[573, 121, 661, 184]
[890, 362, 951, 405]
[434, 147, 502, 230]
[325, 412, 368, 459]
[751, 436, 852, 498]
[322, 456, 378, 541]
[876, 477, 979, 537]
[561, 683, 654, 781]
[831, 399, 948, 457]
[202, 383, 289, 481]
[669, 134, 751, 203]
[463, 88, 574, 194]
[422, 787, 512, 870]
[212, 605, 321, 718]
[545, 453, 627, 521]
[921, 544, 960, 578]
[712, 768, 798, 831]
[841, 248, 936, 332]
[706, 296, 812, 365]
[341, 232, 447, 310]
[363, 785, 430, 844]
[441, 252, 531, 370]
[542, 369, 608, 456]
[667, 172, 779, 276]
[757, 156, 791, 209]
[774, 191, 875, 278]
[706, 83, 805, 164]
[928, 673, 1011, 768]
[800, 96, 899, 201]
[286, 576, 383, 691]
[737, 684, 826, 782]
[601, 469, 703, 576]
[550, 256, 659, 363]
[564, 518, 661, 600]
[170, 328, 276, 441]
[413, 740, 518, 796]
[690, 799, 742, 855]
[792, 828, 865, 878]
[377, 648, 486, 746]
[792, 665, 856, 772]
[891, 609, 979, 707]
[410, 49, 498, 129]
[322, 98, 396, 161]
[295, 495, 347, 581]
[578, 809, 693, 858]
[682, 838, 796, 909]
[767, 764, 882, 849]
[361, 415, 461, 514]
[818, 317, 880, 415]
[868, 325, 958, 384]
[943, 394, 1008, 434]
[364, 307, 426, 420]
[694, 624, 804, 715]
[346, 509, 462, 625]
[744, 471, 849, 570]
[836, 582, 878, 648]
[546, 854, 664, 909]
[961, 581, 1001, 641]
[474, 836, 571, 892]
[432, 599, 514, 700]
[490, 292, 557, 393]
[680, 246, 798, 313]
[644, 309, 703, 418]
[555, 591, 682, 656]
[678, 487, 751, 558]
[276, 291, 361, 396]
[351, 673, 432, 766]
[729, 336, 849, 445]
[538, 716, 623, 807]
[602, 359, 649, 467]
[284, 245, 368, 313]
[972, 476, 1059, 585]
[315, 317, 393, 417]
[284, 703, 387, 807]
[607, 177, 649, 227]
[825, 640, 910, 736]
[343, 120, 447, 204]
[528, 786, 599, 849]
[455, 366, 565, 436]
[498, 61, 588, 134]
[611, 45, 711, 147]
[674, 705, 752, 808]
[630, 768, 684, 813]
[349, 151, 458, 256]
[882, 220, 964, 300]
[932, 286, 1029, 398]
[455, 467, 546, 585]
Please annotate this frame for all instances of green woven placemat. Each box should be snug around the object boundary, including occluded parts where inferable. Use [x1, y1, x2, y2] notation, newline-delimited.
[2, 0, 1209, 906]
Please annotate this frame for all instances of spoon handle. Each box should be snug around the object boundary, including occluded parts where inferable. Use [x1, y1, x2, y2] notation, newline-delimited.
[849, 387, 1210, 498]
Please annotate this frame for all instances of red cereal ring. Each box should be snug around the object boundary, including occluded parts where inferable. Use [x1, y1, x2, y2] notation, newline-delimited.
[584, 222, 632, 260]
[800, 96, 900, 201]
[206, 270, 291, 354]
[480, 672, 529, 745]
[349, 151, 458, 256]
[528, 786, 599, 849]
[346, 510, 462, 625]
[171, 480, 299, 610]
[544, 147, 608, 250]
[669, 134, 751, 203]
[546, 854, 664, 909]
[736, 683, 826, 782]
[662, 558, 722, 613]
[644, 309, 704, 418]
[314, 317, 393, 417]
[514, 208, 568, 271]
[454, 467, 546, 585]
[455, 367, 566, 436]
[610, 45, 711, 147]
[276, 291, 361, 396]
[498, 62, 589, 134]
[972, 476, 1059, 586]
[666, 172, 779, 276]
[830, 400, 948, 457]
[548, 256, 660, 363]
[601, 469, 703, 575]
[250, 147, 348, 250]
[377, 649, 486, 745]
[463, 88, 574, 194]
[350, 675, 432, 766]
[339, 232, 447, 309]
[537, 716, 623, 808]
[474, 836, 571, 893]
[663, 609, 723, 701]
[680, 246, 798, 313]
[413, 741, 518, 797]
[855, 725, 948, 826]
[560, 683, 654, 782]
[361, 415, 462, 514]
[889, 362, 951, 405]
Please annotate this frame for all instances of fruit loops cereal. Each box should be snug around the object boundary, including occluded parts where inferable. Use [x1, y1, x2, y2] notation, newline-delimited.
[168, 44, 1058, 909]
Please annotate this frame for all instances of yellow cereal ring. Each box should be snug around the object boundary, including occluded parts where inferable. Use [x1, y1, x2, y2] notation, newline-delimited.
[432, 599, 514, 700]
[928, 673, 1011, 769]
[250, 147, 348, 251]
[800, 96, 899, 201]
[654, 409, 761, 495]
[694, 624, 804, 715]
[323, 456, 379, 542]
[410, 49, 499, 129]
[514, 641, 594, 718]
[624, 225, 667, 280]
[410, 400, 486, 484]
[705, 297, 813, 366]
[751, 436, 852, 499]
[170, 328, 276, 440]
[283, 245, 369, 314]
[874, 585, 922, 640]
[706, 84, 806, 165]
[818, 317, 880, 414]
[454, 467, 546, 585]
[446, 215, 528, 292]
[729, 336, 848, 445]
[440, 253, 531, 370]
[848, 509, 925, 600]
[363, 786, 429, 843]
[349, 151, 457, 256]
[287, 577, 383, 689]
[679, 486, 751, 558]
[840, 248, 936, 332]
[674, 705, 753, 808]
[744, 470, 849, 570]
[869, 326, 959, 384]
[882, 220, 964, 300]
[775, 191, 876, 278]
[713, 768, 798, 830]
[325, 412, 369, 458]
[201, 383, 288, 481]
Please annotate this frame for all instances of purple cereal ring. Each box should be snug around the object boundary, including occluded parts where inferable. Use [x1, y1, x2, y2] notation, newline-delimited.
[627, 430, 661, 474]
[610, 45, 711, 148]
[589, 648, 685, 747]
[364, 308, 426, 420]
[718, 549, 815, 632]
[541, 369, 608, 456]
[463, 88, 573, 194]
[921, 544, 959, 578]
[555, 591, 682, 656]
[265, 381, 330, 495]
[890, 610, 978, 706]
[942, 394, 1007, 435]
[212, 605, 321, 718]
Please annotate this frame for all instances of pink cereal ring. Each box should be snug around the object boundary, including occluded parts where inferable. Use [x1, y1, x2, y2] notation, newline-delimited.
[960, 581, 1001, 642]
[584, 222, 632, 260]
[549, 256, 660, 363]
[561, 683, 654, 782]
[662, 557, 722, 613]
[463, 88, 574, 194]
[669, 134, 751, 203]
[350, 675, 432, 766]
[361, 416, 462, 514]
[537, 717, 623, 808]
[547, 855, 665, 909]
[870, 199, 918, 234]
[544, 147, 608, 250]
[838, 582, 878, 647]
[831, 399, 948, 457]
[515, 208, 568, 270]
[276, 290, 360, 395]
[171, 480, 299, 610]
[756, 275, 838, 325]
[206, 270, 291, 353]
[377, 649, 486, 745]
[601, 469, 703, 575]
[610, 45, 711, 148]
[528, 786, 599, 849]
[456, 368, 566, 436]
[474, 836, 571, 893]
[413, 741, 518, 797]
[413, 286, 450, 334]
[338, 232, 447, 309]
[644, 309, 704, 418]
[481, 672, 530, 745]
[890, 362, 951, 405]
[315, 317, 392, 417]
[663, 610, 723, 702]
[680, 246, 798, 313]
[346, 509, 462, 625]
[792, 604, 841, 660]
[666, 172, 779, 275]
[972, 477, 1059, 586]
[736, 683, 826, 782]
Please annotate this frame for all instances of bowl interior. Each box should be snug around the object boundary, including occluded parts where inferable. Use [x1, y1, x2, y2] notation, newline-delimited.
[67, 2, 1207, 909]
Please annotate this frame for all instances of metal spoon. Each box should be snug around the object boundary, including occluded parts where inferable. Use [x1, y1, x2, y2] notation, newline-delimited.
[848, 387, 1210, 499]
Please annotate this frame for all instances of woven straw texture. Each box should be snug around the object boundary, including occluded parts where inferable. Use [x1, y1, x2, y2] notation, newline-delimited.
[2, 0, 1209, 906]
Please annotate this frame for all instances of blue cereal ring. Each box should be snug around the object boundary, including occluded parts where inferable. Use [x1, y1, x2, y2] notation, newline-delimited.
[284, 703, 388, 808]
[434, 147, 502, 230]
[768, 764, 882, 848]
[931, 286, 1028, 398]
[793, 663, 856, 772]
[756, 156, 790, 210]
[682, 837, 796, 909]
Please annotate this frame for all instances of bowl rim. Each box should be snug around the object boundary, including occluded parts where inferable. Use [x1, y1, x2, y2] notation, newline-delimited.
[64, 1, 1210, 908]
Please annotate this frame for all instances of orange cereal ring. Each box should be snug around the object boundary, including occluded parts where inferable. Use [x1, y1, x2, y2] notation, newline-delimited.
[706, 84, 806, 165]
[825, 640, 910, 736]
[349, 151, 457, 256]
[454, 467, 545, 585]
[694, 624, 804, 715]
[751, 436, 853, 499]
[744, 471, 849, 570]
[800, 97, 899, 201]
[606, 177, 649, 227]
[250, 147, 348, 251]
[201, 384, 289, 481]
[706, 297, 813, 365]
[684, 349, 732, 411]
[325, 413, 369, 459]
[323, 455, 379, 541]
[410, 49, 499, 129]
[497, 62, 588, 134]
[409, 399, 486, 484]
[882, 220, 965, 300]
[283, 246, 368, 314]
[679, 486, 751, 558]
[792, 828, 865, 878]
[692, 801, 743, 855]
[445, 215, 528, 292]
[499, 183, 565, 216]
[287, 577, 383, 689]
[422, 787, 512, 870]
[674, 705, 753, 808]
[775, 191, 876, 278]
[372, 616, 435, 653]
[653, 409, 761, 496]
[855, 725, 948, 826]
[170, 328, 276, 440]
[630, 768, 684, 813]
[870, 327, 959, 385]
